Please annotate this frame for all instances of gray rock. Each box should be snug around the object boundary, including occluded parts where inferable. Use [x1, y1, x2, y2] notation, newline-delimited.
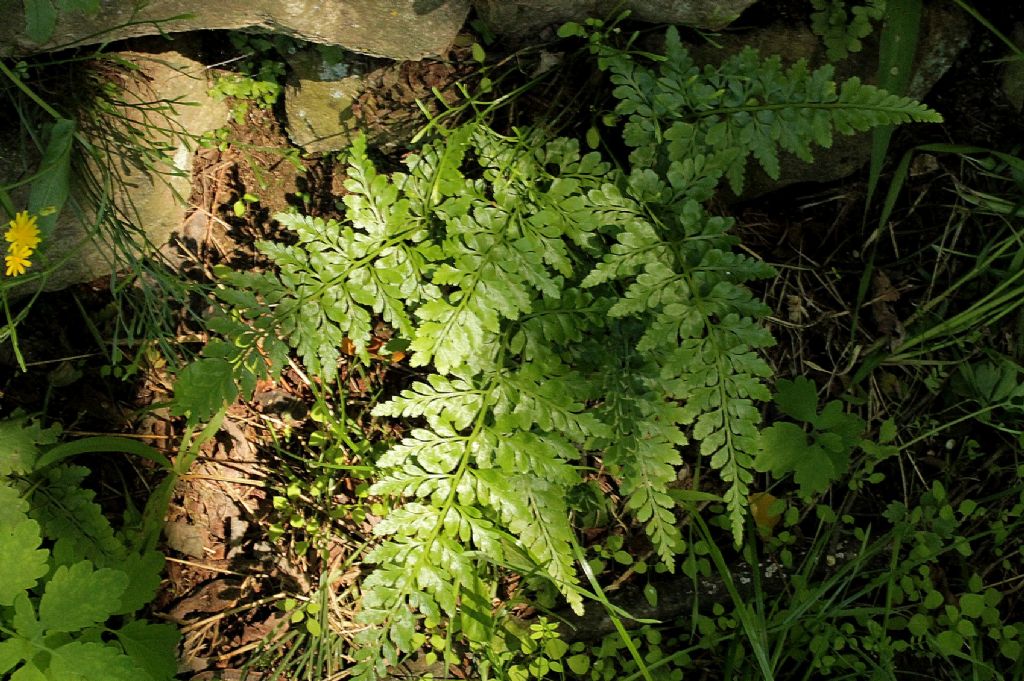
[284, 48, 385, 153]
[1, 0, 470, 62]
[0, 44, 228, 292]
[474, 0, 757, 39]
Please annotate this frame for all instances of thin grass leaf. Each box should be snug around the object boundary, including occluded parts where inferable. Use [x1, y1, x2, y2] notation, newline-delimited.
[34, 436, 172, 471]
[692, 512, 775, 680]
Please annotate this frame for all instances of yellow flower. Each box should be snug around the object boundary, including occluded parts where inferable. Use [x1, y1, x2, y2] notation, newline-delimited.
[5, 250, 31, 276]
[6, 211, 41, 254]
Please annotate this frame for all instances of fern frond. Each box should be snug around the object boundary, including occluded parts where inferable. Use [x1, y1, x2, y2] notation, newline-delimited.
[475, 468, 584, 614]
[609, 27, 942, 194]
[595, 368, 688, 566]
[492, 364, 610, 441]
[508, 288, 607, 367]
[373, 375, 485, 432]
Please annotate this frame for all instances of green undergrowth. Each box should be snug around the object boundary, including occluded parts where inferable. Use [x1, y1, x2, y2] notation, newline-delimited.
[4, 4, 1024, 681]
[170, 20, 953, 680]
[0, 414, 179, 681]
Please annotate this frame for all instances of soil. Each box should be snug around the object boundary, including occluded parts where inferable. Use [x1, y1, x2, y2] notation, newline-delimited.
[3, 6, 1024, 680]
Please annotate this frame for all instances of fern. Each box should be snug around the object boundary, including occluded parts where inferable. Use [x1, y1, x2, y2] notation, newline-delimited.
[585, 24, 939, 542]
[811, 0, 886, 61]
[187, 26, 942, 678]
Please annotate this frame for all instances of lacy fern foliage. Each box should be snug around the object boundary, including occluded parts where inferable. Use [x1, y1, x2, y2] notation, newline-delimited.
[811, 0, 886, 61]
[189, 26, 942, 678]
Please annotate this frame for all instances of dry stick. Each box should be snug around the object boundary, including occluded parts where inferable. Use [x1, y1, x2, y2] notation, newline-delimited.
[165, 556, 253, 576]
[178, 594, 288, 634]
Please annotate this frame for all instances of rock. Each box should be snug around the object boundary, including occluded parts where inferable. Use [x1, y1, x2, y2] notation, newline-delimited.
[284, 48, 385, 153]
[0, 42, 228, 292]
[473, 0, 757, 40]
[684, 1, 971, 197]
[284, 45, 469, 154]
[1, 0, 470, 62]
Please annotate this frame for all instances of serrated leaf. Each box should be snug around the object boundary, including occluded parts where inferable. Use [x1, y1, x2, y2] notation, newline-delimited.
[12, 592, 41, 640]
[756, 422, 845, 497]
[115, 551, 165, 614]
[10, 660, 47, 681]
[0, 638, 33, 676]
[0, 517, 49, 606]
[172, 358, 237, 419]
[48, 641, 139, 681]
[29, 465, 123, 565]
[115, 620, 180, 681]
[0, 416, 57, 475]
[0, 482, 30, 526]
[39, 561, 128, 633]
[772, 377, 819, 423]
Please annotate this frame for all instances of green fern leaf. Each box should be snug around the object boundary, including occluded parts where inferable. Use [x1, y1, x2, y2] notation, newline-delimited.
[492, 364, 610, 441]
[372, 375, 484, 431]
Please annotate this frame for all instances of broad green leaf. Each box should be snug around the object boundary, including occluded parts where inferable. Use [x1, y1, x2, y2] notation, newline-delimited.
[12, 592, 41, 640]
[115, 620, 180, 681]
[0, 483, 30, 526]
[24, 0, 57, 43]
[908, 613, 931, 637]
[544, 637, 569, 660]
[39, 561, 128, 633]
[567, 653, 590, 674]
[772, 377, 819, 423]
[923, 590, 944, 610]
[0, 416, 57, 475]
[756, 421, 850, 497]
[959, 593, 986, 619]
[0, 637, 33, 675]
[10, 661, 47, 681]
[28, 117, 74, 236]
[643, 584, 658, 608]
[48, 641, 138, 681]
[172, 357, 238, 419]
[115, 550, 165, 614]
[935, 630, 964, 656]
[459, 571, 493, 644]
[0, 518, 49, 606]
[306, 618, 322, 636]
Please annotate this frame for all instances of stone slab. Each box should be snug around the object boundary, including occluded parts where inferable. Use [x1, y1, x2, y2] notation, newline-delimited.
[473, 0, 757, 39]
[1, 0, 470, 62]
